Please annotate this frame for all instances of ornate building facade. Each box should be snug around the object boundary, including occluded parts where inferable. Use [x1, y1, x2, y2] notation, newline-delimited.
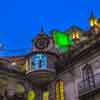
[0, 13, 100, 100]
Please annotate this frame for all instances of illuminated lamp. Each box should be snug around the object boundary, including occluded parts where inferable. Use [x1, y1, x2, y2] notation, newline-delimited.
[11, 62, 17, 66]
[94, 18, 98, 26]
[54, 31, 73, 46]
[90, 18, 94, 27]
[72, 31, 80, 40]
[90, 17, 98, 27]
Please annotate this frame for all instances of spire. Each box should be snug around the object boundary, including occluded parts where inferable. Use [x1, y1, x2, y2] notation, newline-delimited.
[89, 10, 98, 27]
[40, 26, 44, 33]
[90, 10, 95, 19]
[40, 26, 45, 35]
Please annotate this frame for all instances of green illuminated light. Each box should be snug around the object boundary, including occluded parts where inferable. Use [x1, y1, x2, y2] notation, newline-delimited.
[54, 31, 74, 46]
[53, 31, 74, 53]
[54, 31, 69, 46]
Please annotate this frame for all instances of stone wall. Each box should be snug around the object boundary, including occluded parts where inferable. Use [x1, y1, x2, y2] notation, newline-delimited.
[56, 51, 100, 100]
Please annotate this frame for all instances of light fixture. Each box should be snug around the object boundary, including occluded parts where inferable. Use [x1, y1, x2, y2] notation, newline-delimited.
[90, 16, 98, 27]
[11, 62, 17, 66]
[53, 30, 74, 53]
[72, 31, 80, 40]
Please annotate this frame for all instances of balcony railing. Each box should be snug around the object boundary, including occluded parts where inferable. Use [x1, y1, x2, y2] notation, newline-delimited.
[79, 73, 100, 96]
[26, 64, 56, 74]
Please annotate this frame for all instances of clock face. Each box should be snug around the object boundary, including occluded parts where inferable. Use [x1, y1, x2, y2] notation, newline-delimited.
[34, 35, 50, 49]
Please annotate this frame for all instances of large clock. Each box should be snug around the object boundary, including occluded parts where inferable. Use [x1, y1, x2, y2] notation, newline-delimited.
[34, 34, 50, 49]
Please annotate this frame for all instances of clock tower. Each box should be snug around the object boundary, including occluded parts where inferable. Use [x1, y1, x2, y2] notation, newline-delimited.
[26, 28, 59, 87]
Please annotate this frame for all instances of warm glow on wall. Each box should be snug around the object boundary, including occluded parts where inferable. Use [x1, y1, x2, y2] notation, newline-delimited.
[19, 64, 26, 72]
[60, 80, 64, 100]
[16, 84, 25, 94]
[28, 89, 36, 100]
[43, 91, 49, 100]
[56, 80, 65, 100]
[94, 26, 99, 33]
[56, 81, 60, 100]
[11, 62, 17, 66]
[94, 18, 98, 26]
[98, 23, 100, 28]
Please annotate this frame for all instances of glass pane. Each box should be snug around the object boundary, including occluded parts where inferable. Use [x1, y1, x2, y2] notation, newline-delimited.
[33, 55, 40, 70]
[41, 54, 47, 69]
[32, 54, 47, 70]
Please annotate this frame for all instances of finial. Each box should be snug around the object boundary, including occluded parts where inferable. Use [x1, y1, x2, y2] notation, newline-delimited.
[90, 10, 95, 18]
[39, 26, 45, 35]
[40, 26, 44, 33]
[89, 10, 98, 27]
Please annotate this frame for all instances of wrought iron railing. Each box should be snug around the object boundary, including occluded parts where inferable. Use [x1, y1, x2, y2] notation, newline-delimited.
[26, 64, 56, 74]
[79, 73, 100, 95]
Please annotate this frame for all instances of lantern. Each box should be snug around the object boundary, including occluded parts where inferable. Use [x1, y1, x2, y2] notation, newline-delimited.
[72, 31, 80, 40]
[90, 17, 98, 27]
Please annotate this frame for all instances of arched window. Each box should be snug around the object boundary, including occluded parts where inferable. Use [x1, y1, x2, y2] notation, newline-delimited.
[82, 64, 95, 88]
[32, 54, 47, 70]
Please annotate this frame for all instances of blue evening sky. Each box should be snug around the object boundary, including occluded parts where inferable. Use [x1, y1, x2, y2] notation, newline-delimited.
[0, 0, 99, 56]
